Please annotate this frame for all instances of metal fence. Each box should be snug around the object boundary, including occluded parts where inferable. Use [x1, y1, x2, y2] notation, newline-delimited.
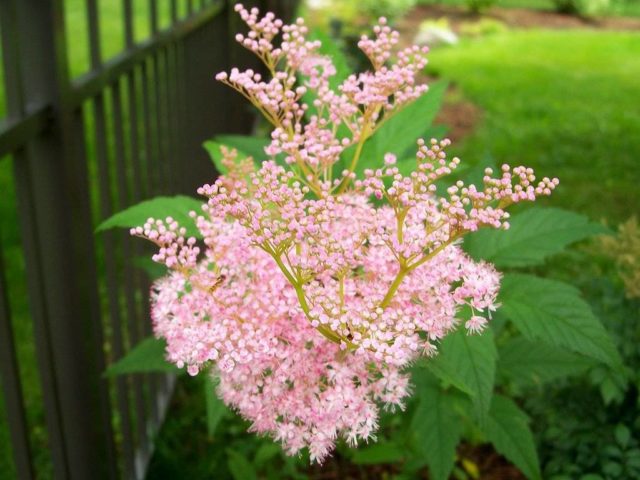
[0, 1, 293, 478]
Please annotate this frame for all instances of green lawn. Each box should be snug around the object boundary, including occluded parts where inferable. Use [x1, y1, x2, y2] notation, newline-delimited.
[427, 29, 640, 224]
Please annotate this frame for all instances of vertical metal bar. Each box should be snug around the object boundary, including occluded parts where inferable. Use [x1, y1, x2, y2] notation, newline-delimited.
[149, 0, 159, 35]
[86, 0, 103, 68]
[126, 72, 144, 202]
[11, 1, 117, 478]
[147, 57, 165, 428]
[156, 50, 171, 193]
[138, 59, 162, 460]
[164, 44, 180, 194]
[170, 0, 178, 23]
[0, 237, 35, 480]
[0, 0, 24, 116]
[12, 150, 68, 480]
[137, 67, 152, 200]
[151, 53, 170, 194]
[140, 62, 157, 200]
[123, 0, 134, 49]
[125, 68, 161, 468]
[91, 93, 136, 479]
[111, 81, 151, 479]
[174, 40, 189, 194]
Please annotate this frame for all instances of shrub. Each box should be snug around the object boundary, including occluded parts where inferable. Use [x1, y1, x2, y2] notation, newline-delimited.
[100, 4, 621, 478]
[466, 0, 496, 14]
[553, 0, 611, 17]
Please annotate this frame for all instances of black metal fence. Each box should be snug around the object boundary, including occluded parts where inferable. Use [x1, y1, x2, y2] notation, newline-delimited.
[0, 1, 293, 478]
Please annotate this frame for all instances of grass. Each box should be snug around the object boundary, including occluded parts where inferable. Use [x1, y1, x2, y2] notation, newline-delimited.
[427, 29, 640, 224]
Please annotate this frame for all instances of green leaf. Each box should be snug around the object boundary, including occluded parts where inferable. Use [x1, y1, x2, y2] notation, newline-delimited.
[426, 359, 474, 397]
[226, 449, 257, 480]
[428, 328, 497, 424]
[463, 208, 608, 268]
[497, 336, 594, 386]
[132, 256, 167, 280]
[395, 125, 450, 176]
[410, 380, 464, 480]
[336, 81, 448, 176]
[96, 195, 202, 238]
[254, 443, 282, 468]
[203, 140, 233, 175]
[308, 29, 350, 90]
[352, 442, 405, 465]
[214, 134, 270, 162]
[500, 274, 622, 367]
[204, 376, 227, 438]
[615, 424, 631, 448]
[485, 395, 541, 480]
[302, 30, 351, 125]
[357, 81, 448, 171]
[104, 337, 179, 376]
[370, 80, 448, 160]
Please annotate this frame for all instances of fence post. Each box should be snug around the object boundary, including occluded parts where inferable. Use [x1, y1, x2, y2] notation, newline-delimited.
[11, 1, 116, 478]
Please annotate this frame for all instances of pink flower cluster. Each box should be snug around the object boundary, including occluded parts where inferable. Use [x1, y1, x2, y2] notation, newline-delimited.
[133, 5, 558, 462]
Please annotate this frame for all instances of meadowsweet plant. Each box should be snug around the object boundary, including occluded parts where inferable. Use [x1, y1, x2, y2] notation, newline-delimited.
[132, 4, 557, 462]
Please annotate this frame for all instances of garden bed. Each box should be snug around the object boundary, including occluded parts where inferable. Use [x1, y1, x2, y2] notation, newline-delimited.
[398, 3, 640, 32]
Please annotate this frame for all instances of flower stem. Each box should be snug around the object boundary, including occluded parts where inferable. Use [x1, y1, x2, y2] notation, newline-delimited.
[379, 266, 408, 309]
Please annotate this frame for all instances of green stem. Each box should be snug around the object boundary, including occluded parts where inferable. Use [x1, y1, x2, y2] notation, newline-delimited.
[271, 252, 343, 344]
[336, 116, 372, 194]
[379, 266, 409, 309]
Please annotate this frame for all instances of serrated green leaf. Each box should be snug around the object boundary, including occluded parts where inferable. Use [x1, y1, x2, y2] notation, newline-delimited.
[500, 274, 622, 367]
[410, 379, 464, 480]
[360, 81, 448, 169]
[463, 208, 609, 267]
[497, 336, 594, 386]
[204, 376, 227, 438]
[308, 29, 351, 90]
[352, 442, 405, 465]
[395, 125, 450, 176]
[369, 80, 448, 160]
[203, 140, 235, 175]
[96, 195, 202, 238]
[485, 395, 541, 480]
[302, 30, 351, 126]
[336, 81, 448, 176]
[214, 134, 270, 162]
[426, 360, 474, 397]
[428, 328, 496, 424]
[132, 256, 167, 280]
[227, 449, 257, 480]
[104, 337, 179, 376]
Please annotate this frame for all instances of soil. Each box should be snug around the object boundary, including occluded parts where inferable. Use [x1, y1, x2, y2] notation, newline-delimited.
[307, 443, 527, 479]
[433, 85, 483, 143]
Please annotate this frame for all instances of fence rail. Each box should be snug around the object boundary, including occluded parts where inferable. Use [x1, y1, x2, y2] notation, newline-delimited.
[0, 1, 293, 478]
